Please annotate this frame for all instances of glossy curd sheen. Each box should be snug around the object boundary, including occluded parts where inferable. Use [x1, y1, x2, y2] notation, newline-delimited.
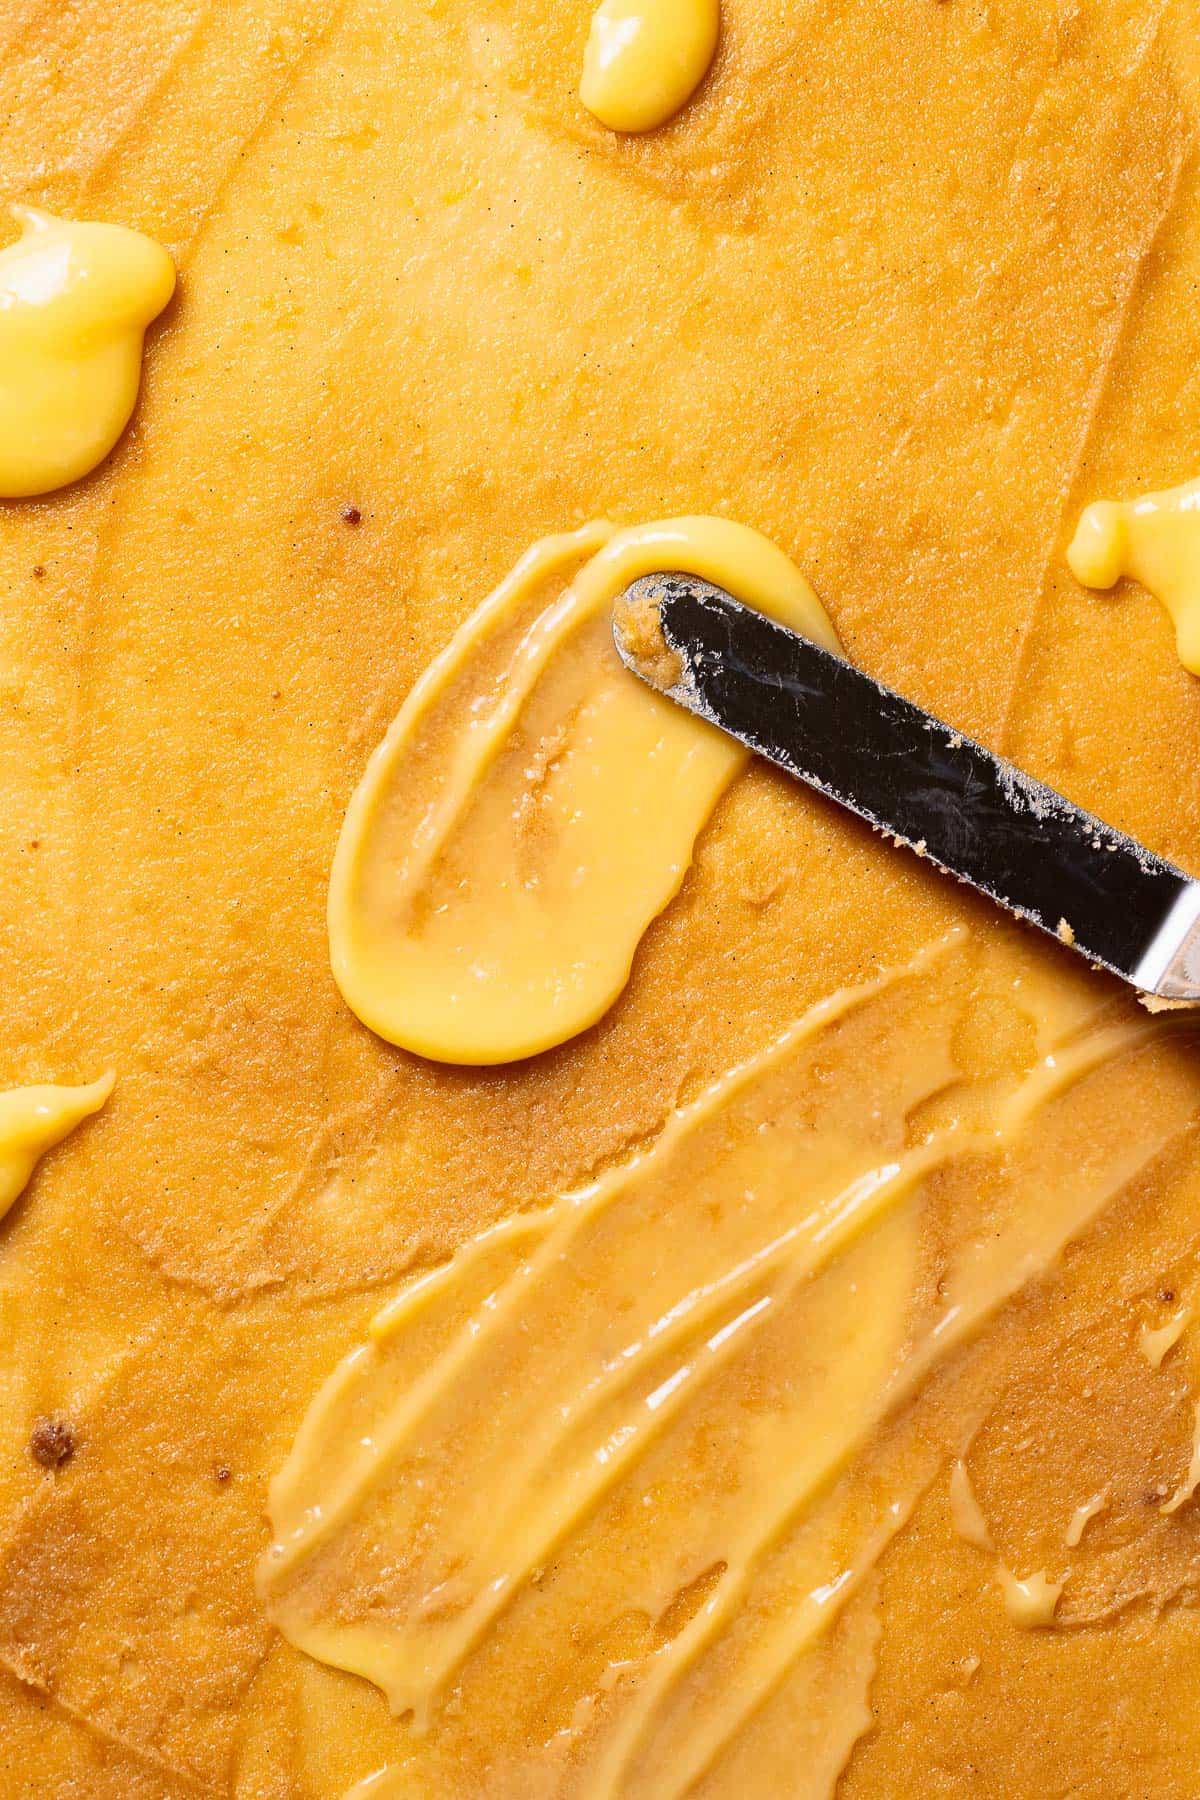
[4, 3, 1200, 1798]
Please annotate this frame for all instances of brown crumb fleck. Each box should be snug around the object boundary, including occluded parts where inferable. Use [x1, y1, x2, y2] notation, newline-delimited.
[213, 1463, 232, 1484]
[1160, 1289, 1177, 1305]
[613, 586, 683, 693]
[340, 504, 362, 526]
[31, 565, 45, 579]
[27, 839, 39, 851]
[30, 1417, 76, 1470]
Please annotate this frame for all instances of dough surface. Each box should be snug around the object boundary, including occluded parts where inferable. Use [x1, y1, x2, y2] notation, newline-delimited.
[3, 2, 1200, 1794]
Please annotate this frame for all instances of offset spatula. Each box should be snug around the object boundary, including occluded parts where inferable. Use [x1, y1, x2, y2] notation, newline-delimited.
[613, 572, 1200, 1005]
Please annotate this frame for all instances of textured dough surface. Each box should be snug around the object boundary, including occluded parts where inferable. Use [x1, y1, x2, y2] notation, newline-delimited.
[3, 2, 1200, 1795]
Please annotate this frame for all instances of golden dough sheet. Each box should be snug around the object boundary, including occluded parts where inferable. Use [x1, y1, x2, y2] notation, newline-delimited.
[3, 3, 1200, 1797]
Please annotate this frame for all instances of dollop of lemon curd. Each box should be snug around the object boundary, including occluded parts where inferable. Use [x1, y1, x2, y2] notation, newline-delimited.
[1068, 477, 1200, 675]
[0, 207, 175, 498]
[580, 0, 720, 133]
[0, 1074, 114, 1220]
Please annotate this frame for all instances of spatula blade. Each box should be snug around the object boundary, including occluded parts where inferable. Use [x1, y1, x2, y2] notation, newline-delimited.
[613, 572, 1200, 1003]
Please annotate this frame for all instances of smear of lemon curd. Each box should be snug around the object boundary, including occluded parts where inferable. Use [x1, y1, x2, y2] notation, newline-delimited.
[0, 207, 175, 498]
[0, 1075, 114, 1221]
[580, 0, 720, 134]
[260, 936, 1190, 1797]
[1068, 476, 1200, 675]
[328, 517, 838, 1065]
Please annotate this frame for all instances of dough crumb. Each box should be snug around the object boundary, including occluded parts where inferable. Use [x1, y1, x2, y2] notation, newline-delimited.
[1056, 918, 1075, 946]
[613, 588, 683, 693]
[1139, 992, 1200, 1014]
[29, 1416, 76, 1470]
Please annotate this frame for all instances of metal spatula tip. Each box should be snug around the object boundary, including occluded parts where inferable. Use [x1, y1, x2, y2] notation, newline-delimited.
[612, 573, 705, 696]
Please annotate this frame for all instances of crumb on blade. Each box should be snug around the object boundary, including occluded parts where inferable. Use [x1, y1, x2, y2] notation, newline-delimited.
[613, 589, 684, 693]
[1140, 992, 1200, 1014]
[1056, 918, 1075, 947]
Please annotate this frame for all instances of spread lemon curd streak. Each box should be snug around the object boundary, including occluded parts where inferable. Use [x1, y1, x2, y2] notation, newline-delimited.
[328, 517, 837, 1065]
[261, 934, 1195, 1796]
